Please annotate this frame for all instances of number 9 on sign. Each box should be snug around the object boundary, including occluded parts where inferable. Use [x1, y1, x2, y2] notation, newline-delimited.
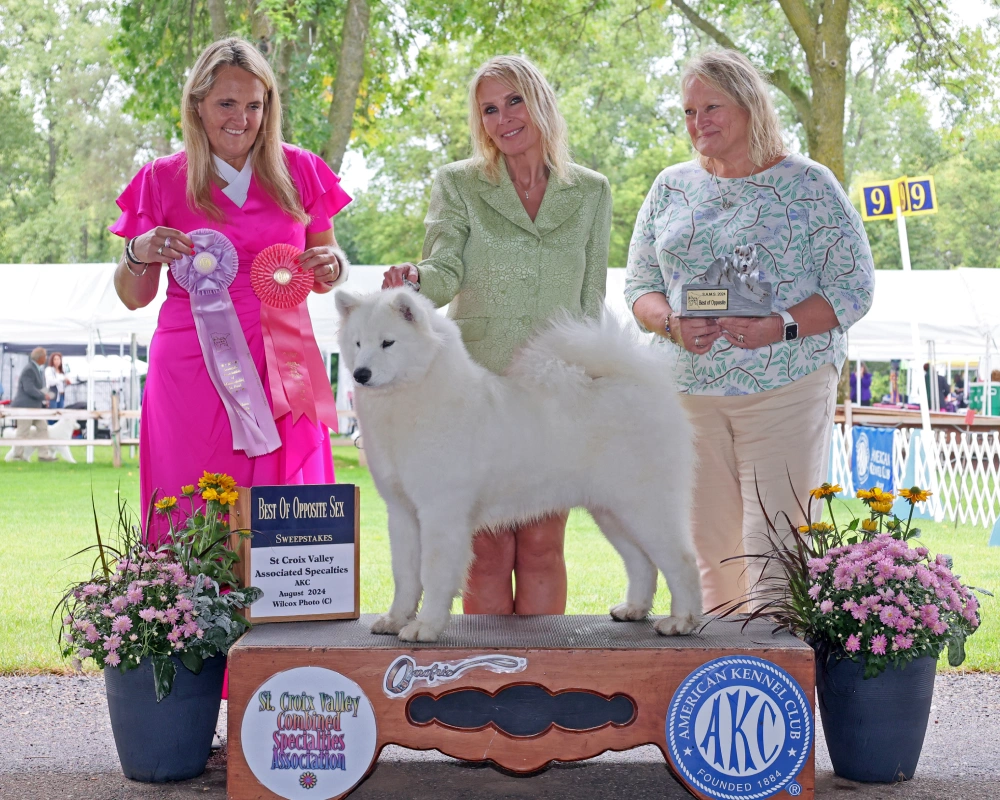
[905, 176, 938, 217]
[860, 182, 895, 221]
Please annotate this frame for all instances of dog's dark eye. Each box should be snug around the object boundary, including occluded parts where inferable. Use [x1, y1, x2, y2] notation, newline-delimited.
[355, 341, 360, 348]
[381, 340, 395, 349]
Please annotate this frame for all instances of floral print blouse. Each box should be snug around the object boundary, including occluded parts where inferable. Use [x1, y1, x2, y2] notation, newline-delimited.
[625, 153, 874, 396]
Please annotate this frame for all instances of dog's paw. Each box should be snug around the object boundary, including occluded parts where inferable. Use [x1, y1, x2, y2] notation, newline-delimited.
[397, 619, 444, 643]
[370, 614, 410, 635]
[609, 602, 651, 622]
[655, 614, 700, 636]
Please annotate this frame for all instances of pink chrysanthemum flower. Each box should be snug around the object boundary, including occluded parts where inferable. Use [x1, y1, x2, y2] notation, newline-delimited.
[111, 616, 132, 634]
[105, 651, 121, 667]
[870, 634, 888, 655]
[893, 634, 914, 651]
[845, 634, 861, 653]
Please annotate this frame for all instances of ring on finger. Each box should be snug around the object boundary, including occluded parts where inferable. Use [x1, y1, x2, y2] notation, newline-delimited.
[164, 236, 172, 250]
[738, 334, 745, 343]
[695, 336, 701, 346]
[157, 245, 164, 256]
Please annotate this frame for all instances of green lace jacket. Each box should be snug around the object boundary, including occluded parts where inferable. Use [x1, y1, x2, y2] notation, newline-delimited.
[416, 159, 612, 374]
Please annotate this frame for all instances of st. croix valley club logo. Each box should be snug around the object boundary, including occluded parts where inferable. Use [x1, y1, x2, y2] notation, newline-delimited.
[666, 656, 812, 799]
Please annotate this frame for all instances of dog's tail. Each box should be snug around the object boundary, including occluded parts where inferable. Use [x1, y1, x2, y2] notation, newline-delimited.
[507, 310, 674, 388]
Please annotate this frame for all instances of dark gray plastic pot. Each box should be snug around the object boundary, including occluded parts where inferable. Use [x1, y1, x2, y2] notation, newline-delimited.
[816, 653, 936, 783]
[104, 654, 225, 782]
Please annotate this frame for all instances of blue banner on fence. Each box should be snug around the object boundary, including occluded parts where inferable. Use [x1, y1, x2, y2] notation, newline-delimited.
[852, 426, 894, 492]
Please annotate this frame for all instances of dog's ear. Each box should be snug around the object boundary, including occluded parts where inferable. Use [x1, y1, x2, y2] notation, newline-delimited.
[390, 292, 424, 325]
[335, 290, 361, 319]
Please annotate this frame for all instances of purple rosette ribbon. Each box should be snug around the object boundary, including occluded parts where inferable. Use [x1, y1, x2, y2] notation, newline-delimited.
[170, 229, 280, 457]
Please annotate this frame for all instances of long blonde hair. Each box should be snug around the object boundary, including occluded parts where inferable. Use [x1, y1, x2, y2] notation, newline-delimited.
[180, 38, 309, 224]
[468, 55, 571, 184]
[680, 49, 786, 171]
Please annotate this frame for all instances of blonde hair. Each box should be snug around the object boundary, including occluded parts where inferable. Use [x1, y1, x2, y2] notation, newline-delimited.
[180, 38, 309, 224]
[468, 55, 571, 184]
[680, 49, 785, 171]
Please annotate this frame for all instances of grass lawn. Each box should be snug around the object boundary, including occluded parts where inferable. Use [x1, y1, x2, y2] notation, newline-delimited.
[0, 447, 996, 673]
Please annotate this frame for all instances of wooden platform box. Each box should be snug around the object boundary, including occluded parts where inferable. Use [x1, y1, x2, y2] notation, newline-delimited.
[228, 615, 815, 800]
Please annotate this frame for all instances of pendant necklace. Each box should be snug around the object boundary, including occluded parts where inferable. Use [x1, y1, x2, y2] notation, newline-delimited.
[514, 170, 548, 201]
[712, 163, 760, 209]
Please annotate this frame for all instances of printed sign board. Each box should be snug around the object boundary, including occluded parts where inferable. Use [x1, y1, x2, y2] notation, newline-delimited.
[860, 176, 938, 221]
[851, 426, 894, 493]
[230, 484, 360, 623]
[241, 666, 377, 799]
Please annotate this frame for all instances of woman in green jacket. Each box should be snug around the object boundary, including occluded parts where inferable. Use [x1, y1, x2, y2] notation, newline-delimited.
[383, 54, 612, 617]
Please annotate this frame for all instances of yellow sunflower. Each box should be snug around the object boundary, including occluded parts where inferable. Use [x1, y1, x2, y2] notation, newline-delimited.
[809, 484, 842, 500]
[218, 490, 239, 506]
[153, 496, 177, 511]
[870, 500, 893, 514]
[197, 470, 217, 489]
[180, 484, 195, 496]
[898, 486, 933, 504]
[861, 518, 878, 531]
[202, 487, 220, 502]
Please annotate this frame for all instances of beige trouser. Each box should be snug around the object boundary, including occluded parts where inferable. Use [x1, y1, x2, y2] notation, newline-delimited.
[679, 364, 839, 613]
[10, 417, 53, 460]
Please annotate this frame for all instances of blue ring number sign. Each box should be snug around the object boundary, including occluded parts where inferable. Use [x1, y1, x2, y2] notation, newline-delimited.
[666, 656, 812, 799]
[860, 176, 937, 221]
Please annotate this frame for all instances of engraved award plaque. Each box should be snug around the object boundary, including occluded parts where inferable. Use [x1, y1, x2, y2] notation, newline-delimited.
[680, 244, 773, 317]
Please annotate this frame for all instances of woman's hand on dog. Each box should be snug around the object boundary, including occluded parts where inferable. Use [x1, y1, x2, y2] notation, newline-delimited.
[383, 264, 420, 289]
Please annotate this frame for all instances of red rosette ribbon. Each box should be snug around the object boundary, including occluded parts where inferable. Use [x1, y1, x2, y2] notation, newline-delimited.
[251, 244, 338, 431]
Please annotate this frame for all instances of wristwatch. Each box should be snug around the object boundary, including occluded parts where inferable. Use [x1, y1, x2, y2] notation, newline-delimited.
[778, 310, 799, 341]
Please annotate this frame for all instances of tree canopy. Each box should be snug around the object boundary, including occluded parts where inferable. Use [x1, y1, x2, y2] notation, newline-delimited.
[0, 0, 998, 268]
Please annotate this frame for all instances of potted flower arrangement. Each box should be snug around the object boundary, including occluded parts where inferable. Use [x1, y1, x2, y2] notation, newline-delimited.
[717, 484, 987, 783]
[57, 472, 261, 782]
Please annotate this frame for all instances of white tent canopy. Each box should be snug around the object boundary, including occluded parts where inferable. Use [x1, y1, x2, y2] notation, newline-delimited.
[2, 264, 999, 360]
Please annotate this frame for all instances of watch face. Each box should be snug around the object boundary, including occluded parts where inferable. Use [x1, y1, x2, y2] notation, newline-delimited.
[785, 323, 799, 341]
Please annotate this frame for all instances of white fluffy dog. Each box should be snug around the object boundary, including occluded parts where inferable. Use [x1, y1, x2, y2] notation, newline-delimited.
[336, 288, 701, 642]
[3, 417, 77, 463]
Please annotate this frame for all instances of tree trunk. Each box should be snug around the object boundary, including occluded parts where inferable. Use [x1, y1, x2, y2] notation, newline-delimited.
[207, 0, 228, 38]
[798, 0, 850, 182]
[321, 0, 370, 173]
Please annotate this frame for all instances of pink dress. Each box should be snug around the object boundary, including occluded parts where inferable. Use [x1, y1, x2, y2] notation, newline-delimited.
[110, 145, 352, 541]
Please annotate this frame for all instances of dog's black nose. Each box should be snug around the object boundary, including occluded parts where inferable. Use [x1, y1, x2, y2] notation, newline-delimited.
[353, 367, 372, 385]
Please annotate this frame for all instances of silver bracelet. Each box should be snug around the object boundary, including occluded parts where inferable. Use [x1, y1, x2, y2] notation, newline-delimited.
[124, 238, 148, 277]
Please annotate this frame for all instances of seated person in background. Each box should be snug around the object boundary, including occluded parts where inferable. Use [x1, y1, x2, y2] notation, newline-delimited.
[923, 363, 951, 411]
[953, 375, 967, 409]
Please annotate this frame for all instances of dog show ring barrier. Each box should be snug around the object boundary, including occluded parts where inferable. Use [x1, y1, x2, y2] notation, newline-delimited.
[227, 615, 815, 800]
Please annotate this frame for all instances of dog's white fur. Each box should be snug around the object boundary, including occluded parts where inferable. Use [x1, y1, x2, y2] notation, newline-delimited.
[3, 417, 77, 463]
[336, 288, 701, 642]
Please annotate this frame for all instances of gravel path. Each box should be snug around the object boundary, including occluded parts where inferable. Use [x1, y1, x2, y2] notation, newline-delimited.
[1, 674, 998, 799]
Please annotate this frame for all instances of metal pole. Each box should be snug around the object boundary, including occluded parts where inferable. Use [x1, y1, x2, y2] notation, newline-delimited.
[86, 329, 95, 464]
[896, 190, 939, 514]
[986, 334, 993, 418]
[130, 333, 138, 458]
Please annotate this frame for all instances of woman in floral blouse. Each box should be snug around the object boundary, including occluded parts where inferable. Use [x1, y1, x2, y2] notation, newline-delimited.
[625, 49, 874, 612]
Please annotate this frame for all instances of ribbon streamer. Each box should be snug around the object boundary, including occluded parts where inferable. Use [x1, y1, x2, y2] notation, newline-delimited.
[171, 229, 281, 457]
[251, 244, 339, 431]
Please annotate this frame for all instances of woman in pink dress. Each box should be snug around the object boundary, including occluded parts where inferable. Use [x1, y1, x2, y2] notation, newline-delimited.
[111, 38, 351, 540]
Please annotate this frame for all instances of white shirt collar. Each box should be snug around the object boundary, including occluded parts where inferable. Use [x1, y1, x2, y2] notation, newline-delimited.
[212, 153, 253, 208]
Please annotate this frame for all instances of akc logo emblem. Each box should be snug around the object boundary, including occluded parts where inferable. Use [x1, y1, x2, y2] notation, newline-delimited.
[666, 656, 812, 799]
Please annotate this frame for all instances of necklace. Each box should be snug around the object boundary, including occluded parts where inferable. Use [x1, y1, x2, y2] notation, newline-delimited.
[712, 163, 760, 209]
[512, 170, 548, 200]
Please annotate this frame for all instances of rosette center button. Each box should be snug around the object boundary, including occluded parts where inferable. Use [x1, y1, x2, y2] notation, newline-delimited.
[193, 252, 219, 275]
[272, 267, 293, 286]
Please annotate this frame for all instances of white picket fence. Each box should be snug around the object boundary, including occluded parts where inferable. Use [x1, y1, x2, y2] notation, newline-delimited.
[830, 424, 1000, 528]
